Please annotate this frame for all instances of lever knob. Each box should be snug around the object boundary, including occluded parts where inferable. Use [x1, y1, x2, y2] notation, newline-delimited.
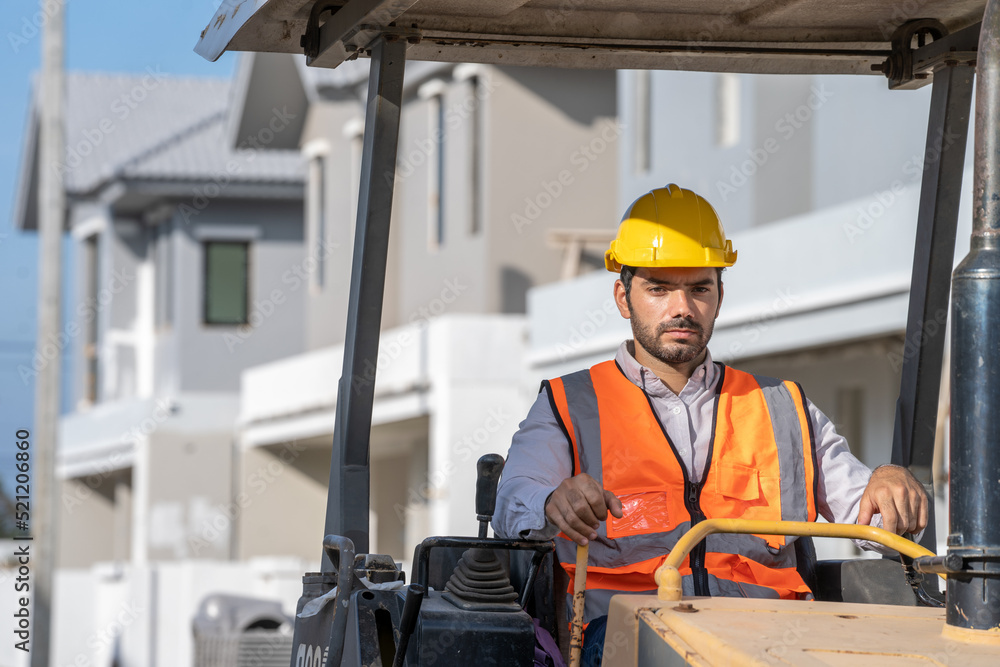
[476, 454, 505, 520]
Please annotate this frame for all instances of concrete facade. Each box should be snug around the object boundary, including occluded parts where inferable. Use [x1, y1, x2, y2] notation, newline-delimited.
[618, 71, 954, 230]
[232, 55, 621, 568]
[54, 195, 307, 569]
[237, 316, 528, 565]
[285, 59, 620, 351]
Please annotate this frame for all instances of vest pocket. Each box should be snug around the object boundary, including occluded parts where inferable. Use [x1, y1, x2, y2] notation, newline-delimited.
[715, 463, 761, 501]
[606, 490, 674, 539]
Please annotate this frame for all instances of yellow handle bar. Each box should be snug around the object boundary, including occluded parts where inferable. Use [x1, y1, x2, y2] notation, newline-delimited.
[654, 519, 940, 601]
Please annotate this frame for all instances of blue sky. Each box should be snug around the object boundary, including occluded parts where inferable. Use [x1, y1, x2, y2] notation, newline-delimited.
[0, 1, 236, 492]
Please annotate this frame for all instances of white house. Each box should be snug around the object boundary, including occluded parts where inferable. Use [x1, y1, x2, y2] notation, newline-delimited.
[230, 53, 621, 567]
[10, 71, 310, 666]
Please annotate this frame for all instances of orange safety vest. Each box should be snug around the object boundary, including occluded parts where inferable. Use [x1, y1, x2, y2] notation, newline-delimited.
[544, 360, 817, 623]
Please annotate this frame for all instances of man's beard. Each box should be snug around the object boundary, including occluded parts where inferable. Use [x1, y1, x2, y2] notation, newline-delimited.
[631, 314, 714, 365]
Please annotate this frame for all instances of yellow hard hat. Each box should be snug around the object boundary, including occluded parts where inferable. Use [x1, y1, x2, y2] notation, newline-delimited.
[605, 184, 737, 272]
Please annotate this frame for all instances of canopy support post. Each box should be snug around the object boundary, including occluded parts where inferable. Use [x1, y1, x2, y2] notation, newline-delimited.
[890, 61, 973, 564]
[322, 35, 406, 567]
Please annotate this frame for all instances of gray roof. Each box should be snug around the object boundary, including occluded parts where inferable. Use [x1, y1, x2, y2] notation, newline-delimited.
[14, 71, 304, 229]
[294, 56, 370, 97]
[225, 51, 453, 153]
[294, 57, 451, 100]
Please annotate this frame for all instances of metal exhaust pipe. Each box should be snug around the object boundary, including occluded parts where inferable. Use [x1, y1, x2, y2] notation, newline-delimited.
[946, 0, 1000, 639]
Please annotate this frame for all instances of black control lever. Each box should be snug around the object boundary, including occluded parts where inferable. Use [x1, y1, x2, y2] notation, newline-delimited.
[391, 583, 426, 667]
[476, 454, 505, 538]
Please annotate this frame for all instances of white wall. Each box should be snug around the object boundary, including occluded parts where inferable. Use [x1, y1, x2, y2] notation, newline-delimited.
[238, 315, 528, 564]
[616, 70, 942, 232]
[48, 560, 306, 667]
[424, 316, 528, 539]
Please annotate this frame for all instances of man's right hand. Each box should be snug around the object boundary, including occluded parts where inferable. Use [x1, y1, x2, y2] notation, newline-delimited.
[544, 473, 623, 546]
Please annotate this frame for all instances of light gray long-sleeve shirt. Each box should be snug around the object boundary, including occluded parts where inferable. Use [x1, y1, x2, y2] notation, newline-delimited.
[494, 342, 902, 552]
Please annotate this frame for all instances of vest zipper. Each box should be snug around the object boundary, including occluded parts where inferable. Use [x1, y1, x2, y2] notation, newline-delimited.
[683, 479, 710, 596]
[629, 361, 724, 599]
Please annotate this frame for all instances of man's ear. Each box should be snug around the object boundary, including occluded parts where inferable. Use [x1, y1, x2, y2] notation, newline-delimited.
[716, 280, 725, 319]
[614, 279, 631, 319]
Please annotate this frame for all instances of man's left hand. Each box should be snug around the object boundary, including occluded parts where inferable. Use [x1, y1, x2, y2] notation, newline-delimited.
[857, 464, 928, 535]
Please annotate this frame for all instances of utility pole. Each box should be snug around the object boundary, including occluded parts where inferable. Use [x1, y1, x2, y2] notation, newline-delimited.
[33, 0, 65, 663]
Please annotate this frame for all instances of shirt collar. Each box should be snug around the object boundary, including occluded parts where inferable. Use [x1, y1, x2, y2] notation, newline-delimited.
[614, 340, 718, 395]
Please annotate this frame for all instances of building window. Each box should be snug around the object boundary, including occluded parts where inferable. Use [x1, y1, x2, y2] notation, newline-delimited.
[154, 221, 173, 328]
[634, 70, 652, 173]
[455, 64, 487, 236]
[308, 155, 326, 291]
[84, 234, 100, 403]
[344, 119, 365, 237]
[202, 241, 249, 325]
[419, 79, 448, 250]
[304, 139, 331, 293]
[469, 75, 482, 236]
[716, 73, 741, 148]
[432, 91, 446, 248]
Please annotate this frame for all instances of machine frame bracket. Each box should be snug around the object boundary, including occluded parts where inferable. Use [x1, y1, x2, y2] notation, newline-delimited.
[876, 19, 980, 89]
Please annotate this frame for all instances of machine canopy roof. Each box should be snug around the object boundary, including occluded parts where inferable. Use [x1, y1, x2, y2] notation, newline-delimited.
[197, 0, 986, 75]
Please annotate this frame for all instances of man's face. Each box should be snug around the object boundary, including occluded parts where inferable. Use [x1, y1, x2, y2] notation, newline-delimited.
[614, 267, 723, 366]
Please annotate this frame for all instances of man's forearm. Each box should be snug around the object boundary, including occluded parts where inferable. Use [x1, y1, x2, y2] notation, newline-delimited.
[809, 400, 927, 553]
[494, 477, 560, 539]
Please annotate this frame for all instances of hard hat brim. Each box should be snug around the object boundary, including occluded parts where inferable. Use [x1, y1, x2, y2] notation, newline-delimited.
[605, 244, 737, 272]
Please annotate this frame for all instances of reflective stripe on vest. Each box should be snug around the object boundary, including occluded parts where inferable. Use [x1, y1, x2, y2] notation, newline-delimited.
[545, 360, 817, 622]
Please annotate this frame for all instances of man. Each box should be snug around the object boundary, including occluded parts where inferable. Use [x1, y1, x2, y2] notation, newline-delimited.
[493, 184, 927, 664]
